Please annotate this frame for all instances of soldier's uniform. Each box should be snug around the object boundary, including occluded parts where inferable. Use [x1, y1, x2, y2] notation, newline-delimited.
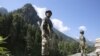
[80, 35, 86, 50]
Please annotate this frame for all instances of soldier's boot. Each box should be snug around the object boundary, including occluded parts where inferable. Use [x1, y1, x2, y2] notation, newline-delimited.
[81, 50, 83, 56]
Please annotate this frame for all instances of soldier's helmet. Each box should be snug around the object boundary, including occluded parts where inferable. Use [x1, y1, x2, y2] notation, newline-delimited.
[45, 10, 52, 15]
[80, 30, 84, 34]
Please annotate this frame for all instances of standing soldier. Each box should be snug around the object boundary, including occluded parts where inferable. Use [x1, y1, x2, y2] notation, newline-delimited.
[95, 38, 100, 56]
[40, 10, 53, 56]
[79, 30, 86, 56]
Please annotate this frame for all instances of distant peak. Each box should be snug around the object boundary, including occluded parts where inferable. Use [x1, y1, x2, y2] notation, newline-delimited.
[0, 7, 6, 9]
[21, 3, 37, 15]
[23, 3, 33, 8]
[0, 7, 8, 14]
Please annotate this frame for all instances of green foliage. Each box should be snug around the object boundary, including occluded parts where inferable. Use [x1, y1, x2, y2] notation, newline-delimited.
[58, 40, 80, 56]
[0, 47, 10, 56]
[0, 36, 11, 56]
[85, 45, 95, 53]
[0, 36, 4, 44]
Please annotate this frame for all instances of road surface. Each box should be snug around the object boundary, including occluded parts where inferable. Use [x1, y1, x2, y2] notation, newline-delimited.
[70, 52, 96, 56]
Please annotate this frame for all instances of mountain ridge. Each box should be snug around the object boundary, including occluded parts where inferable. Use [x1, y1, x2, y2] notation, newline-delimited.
[0, 7, 8, 15]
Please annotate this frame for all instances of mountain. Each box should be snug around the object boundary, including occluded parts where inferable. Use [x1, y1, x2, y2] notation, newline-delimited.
[86, 40, 95, 46]
[13, 3, 41, 25]
[0, 7, 8, 15]
[53, 28, 76, 42]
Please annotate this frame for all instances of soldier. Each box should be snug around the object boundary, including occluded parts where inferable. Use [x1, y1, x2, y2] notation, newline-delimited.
[79, 30, 86, 56]
[40, 10, 53, 56]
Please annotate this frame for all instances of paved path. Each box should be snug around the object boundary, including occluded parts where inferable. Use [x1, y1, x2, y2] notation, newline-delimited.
[70, 52, 96, 56]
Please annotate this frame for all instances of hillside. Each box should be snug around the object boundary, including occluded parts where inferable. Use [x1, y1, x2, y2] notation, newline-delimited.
[53, 28, 76, 42]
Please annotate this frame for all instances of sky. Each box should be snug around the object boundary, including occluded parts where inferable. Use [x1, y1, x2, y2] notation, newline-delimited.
[0, 0, 100, 41]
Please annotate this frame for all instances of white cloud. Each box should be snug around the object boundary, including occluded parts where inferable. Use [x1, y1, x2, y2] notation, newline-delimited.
[75, 36, 79, 39]
[79, 25, 87, 31]
[33, 5, 47, 19]
[51, 19, 70, 33]
[33, 5, 70, 33]
[0, 5, 2, 8]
